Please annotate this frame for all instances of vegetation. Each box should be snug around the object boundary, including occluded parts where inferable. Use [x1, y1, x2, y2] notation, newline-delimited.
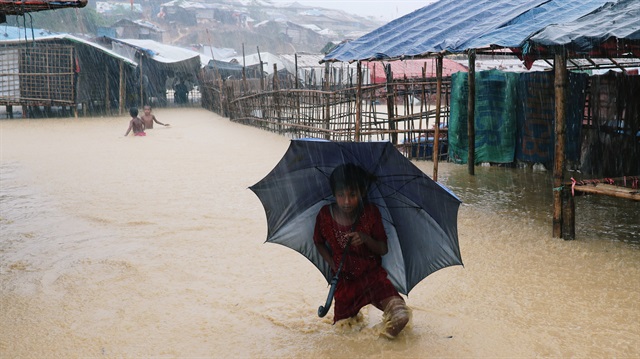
[5, 8, 109, 35]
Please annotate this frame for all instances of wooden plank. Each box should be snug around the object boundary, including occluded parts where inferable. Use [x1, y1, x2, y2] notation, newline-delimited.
[573, 184, 640, 201]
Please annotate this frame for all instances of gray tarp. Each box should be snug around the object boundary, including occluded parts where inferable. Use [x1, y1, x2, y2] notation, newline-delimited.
[322, 0, 613, 63]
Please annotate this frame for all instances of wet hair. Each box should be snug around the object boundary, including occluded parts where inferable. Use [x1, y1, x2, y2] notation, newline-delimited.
[329, 163, 374, 196]
[144, 105, 151, 110]
[129, 107, 139, 117]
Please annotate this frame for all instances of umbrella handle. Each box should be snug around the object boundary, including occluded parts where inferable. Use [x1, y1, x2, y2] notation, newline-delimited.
[317, 219, 357, 318]
[317, 276, 338, 317]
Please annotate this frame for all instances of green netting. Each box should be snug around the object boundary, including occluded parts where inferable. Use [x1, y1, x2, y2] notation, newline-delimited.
[449, 69, 519, 164]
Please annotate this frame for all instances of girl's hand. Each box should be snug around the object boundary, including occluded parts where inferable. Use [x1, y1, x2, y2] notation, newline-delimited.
[347, 231, 371, 247]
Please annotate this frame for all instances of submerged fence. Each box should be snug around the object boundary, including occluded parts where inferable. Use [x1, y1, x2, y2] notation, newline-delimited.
[200, 72, 452, 161]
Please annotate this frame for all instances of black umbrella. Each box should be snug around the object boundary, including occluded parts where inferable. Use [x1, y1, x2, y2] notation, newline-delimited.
[250, 139, 462, 298]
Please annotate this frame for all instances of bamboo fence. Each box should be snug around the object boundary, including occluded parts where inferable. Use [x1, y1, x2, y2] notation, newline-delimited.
[200, 70, 452, 161]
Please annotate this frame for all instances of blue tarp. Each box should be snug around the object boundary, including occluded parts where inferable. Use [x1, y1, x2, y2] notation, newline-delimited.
[323, 0, 612, 63]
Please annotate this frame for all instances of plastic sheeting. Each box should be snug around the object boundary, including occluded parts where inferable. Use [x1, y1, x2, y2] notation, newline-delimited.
[322, 0, 612, 63]
[448, 70, 588, 165]
[449, 70, 519, 164]
[515, 72, 588, 167]
[525, 0, 640, 55]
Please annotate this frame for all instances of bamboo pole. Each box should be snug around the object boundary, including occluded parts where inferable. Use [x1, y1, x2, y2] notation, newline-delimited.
[572, 184, 640, 200]
[242, 44, 247, 94]
[354, 61, 362, 141]
[433, 55, 443, 182]
[467, 49, 476, 175]
[273, 63, 282, 133]
[324, 62, 331, 140]
[385, 64, 397, 145]
[257, 46, 264, 92]
[553, 50, 567, 239]
[295, 53, 301, 127]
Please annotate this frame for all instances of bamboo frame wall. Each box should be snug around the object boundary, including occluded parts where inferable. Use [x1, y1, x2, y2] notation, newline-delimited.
[201, 76, 452, 161]
[0, 45, 75, 106]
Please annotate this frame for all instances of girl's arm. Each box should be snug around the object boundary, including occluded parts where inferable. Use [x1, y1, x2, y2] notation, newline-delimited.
[124, 121, 133, 136]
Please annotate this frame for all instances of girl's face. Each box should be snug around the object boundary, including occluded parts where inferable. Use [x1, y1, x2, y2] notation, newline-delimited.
[334, 186, 361, 215]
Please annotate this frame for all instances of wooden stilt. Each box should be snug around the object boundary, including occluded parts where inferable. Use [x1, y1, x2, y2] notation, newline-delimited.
[119, 60, 125, 115]
[553, 51, 568, 238]
[139, 55, 144, 107]
[385, 64, 396, 145]
[562, 187, 575, 240]
[433, 54, 443, 182]
[105, 63, 110, 115]
[467, 49, 476, 176]
[354, 62, 362, 142]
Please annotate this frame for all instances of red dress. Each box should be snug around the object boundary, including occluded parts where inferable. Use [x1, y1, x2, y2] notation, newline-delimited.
[313, 203, 399, 322]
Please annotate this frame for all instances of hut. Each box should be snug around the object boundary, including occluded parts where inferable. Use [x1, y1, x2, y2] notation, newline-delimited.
[322, 0, 640, 238]
[0, 26, 136, 117]
[105, 38, 203, 106]
[109, 19, 164, 42]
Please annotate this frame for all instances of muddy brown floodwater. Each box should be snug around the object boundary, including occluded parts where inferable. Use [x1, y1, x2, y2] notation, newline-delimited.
[1, 108, 638, 357]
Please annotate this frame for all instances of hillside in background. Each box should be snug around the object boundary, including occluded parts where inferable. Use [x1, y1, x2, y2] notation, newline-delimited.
[4, 0, 382, 55]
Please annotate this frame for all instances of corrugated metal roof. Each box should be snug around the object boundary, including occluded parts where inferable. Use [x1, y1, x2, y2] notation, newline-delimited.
[0, 26, 136, 66]
[322, 0, 612, 62]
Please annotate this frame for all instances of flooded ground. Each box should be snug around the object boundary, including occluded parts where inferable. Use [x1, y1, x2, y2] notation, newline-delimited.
[1, 108, 638, 357]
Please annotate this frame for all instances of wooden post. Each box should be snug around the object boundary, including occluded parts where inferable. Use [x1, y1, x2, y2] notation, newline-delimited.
[139, 54, 144, 107]
[257, 46, 264, 91]
[467, 49, 476, 175]
[433, 55, 443, 182]
[562, 187, 575, 240]
[324, 62, 331, 140]
[553, 50, 568, 238]
[119, 60, 125, 115]
[354, 61, 362, 142]
[105, 63, 110, 115]
[385, 64, 397, 145]
[294, 53, 299, 90]
[242, 44, 247, 93]
[295, 53, 301, 126]
[273, 63, 282, 133]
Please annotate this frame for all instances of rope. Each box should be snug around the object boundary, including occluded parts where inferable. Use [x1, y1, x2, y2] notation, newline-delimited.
[570, 176, 639, 189]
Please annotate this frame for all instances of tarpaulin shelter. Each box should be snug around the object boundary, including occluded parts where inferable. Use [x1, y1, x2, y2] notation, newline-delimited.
[108, 38, 203, 106]
[321, 0, 640, 239]
[322, 0, 616, 62]
[0, 26, 137, 116]
[521, 0, 640, 68]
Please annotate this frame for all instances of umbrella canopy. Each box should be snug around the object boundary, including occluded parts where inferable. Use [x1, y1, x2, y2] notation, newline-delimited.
[250, 139, 462, 295]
